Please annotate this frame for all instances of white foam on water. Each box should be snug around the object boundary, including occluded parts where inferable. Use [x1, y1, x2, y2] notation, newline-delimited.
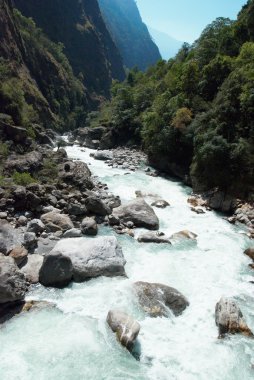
[0, 145, 254, 380]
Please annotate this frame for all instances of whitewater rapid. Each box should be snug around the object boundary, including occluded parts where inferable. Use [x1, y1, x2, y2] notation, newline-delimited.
[0, 145, 253, 380]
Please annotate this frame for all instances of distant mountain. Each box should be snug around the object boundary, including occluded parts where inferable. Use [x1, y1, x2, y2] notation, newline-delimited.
[98, 0, 161, 71]
[148, 27, 183, 60]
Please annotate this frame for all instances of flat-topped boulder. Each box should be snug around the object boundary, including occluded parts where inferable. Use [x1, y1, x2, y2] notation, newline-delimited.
[113, 199, 159, 230]
[215, 297, 253, 338]
[0, 254, 27, 304]
[133, 281, 189, 317]
[107, 310, 140, 351]
[50, 236, 126, 282]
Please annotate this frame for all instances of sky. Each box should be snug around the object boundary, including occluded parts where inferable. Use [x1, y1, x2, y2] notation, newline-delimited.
[136, 0, 248, 42]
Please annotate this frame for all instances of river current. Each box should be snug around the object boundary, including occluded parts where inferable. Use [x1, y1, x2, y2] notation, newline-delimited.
[0, 145, 253, 380]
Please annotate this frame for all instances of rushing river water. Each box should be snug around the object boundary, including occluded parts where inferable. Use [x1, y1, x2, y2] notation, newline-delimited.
[0, 145, 254, 380]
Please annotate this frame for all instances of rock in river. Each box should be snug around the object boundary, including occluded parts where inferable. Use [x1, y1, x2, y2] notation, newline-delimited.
[133, 281, 189, 317]
[244, 248, 254, 261]
[170, 230, 197, 241]
[50, 236, 126, 282]
[151, 199, 170, 209]
[81, 217, 98, 236]
[0, 254, 27, 304]
[113, 199, 159, 230]
[215, 297, 253, 338]
[107, 310, 140, 351]
[137, 231, 171, 244]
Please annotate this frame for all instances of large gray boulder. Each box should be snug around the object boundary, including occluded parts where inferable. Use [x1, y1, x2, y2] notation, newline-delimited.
[134, 281, 189, 317]
[215, 297, 253, 338]
[113, 199, 159, 230]
[0, 254, 27, 303]
[137, 231, 171, 244]
[107, 310, 140, 351]
[84, 196, 111, 216]
[50, 236, 126, 282]
[41, 211, 74, 232]
[20, 254, 43, 284]
[92, 150, 113, 161]
[39, 252, 73, 288]
[0, 221, 21, 255]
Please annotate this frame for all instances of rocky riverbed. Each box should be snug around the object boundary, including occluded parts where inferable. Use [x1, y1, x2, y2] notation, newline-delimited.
[0, 140, 254, 379]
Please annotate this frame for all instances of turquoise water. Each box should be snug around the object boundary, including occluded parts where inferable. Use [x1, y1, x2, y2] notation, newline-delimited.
[0, 145, 253, 380]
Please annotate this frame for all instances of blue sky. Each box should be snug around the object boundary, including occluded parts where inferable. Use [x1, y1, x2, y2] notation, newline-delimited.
[136, 0, 248, 42]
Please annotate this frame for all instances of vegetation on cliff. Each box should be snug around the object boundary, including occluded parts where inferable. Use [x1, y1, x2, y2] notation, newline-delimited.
[93, 1, 254, 199]
[0, 0, 87, 132]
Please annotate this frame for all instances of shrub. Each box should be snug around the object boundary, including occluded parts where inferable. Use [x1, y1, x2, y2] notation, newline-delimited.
[12, 171, 35, 186]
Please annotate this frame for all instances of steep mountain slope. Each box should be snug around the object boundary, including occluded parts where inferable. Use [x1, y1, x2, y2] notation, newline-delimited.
[14, 0, 125, 97]
[98, 0, 161, 70]
[148, 27, 183, 60]
[0, 0, 86, 132]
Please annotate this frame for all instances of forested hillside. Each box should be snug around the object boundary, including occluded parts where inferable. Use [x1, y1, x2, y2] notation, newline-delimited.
[98, 0, 161, 70]
[92, 0, 254, 199]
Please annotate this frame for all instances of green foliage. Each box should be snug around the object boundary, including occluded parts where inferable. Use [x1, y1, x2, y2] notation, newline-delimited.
[93, 1, 254, 197]
[37, 158, 58, 184]
[0, 143, 9, 159]
[12, 171, 35, 186]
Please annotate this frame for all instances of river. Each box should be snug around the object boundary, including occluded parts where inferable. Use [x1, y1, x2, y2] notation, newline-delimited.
[0, 145, 253, 380]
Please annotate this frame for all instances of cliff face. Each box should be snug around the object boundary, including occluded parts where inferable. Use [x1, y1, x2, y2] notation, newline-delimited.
[0, 0, 88, 131]
[14, 0, 125, 97]
[98, 0, 161, 70]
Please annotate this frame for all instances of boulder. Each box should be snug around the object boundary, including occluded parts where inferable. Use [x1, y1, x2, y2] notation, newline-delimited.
[4, 151, 43, 174]
[67, 203, 87, 216]
[151, 199, 170, 209]
[27, 219, 45, 235]
[20, 254, 43, 284]
[39, 252, 73, 288]
[215, 297, 253, 338]
[0, 254, 27, 304]
[41, 211, 74, 232]
[59, 161, 92, 190]
[113, 199, 159, 230]
[92, 150, 113, 161]
[133, 281, 189, 317]
[170, 230, 197, 241]
[50, 236, 126, 282]
[0, 221, 21, 255]
[244, 248, 254, 261]
[108, 214, 120, 226]
[81, 217, 98, 236]
[63, 228, 83, 238]
[137, 232, 171, 244]
[107, 310, 140, 351]
[9, 246, 28, 267]
[84, 196, 111, 216]
[23, 232, 38, 250]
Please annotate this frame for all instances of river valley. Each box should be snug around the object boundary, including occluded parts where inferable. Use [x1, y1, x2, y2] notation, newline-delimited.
[0, 145, 254, 380]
